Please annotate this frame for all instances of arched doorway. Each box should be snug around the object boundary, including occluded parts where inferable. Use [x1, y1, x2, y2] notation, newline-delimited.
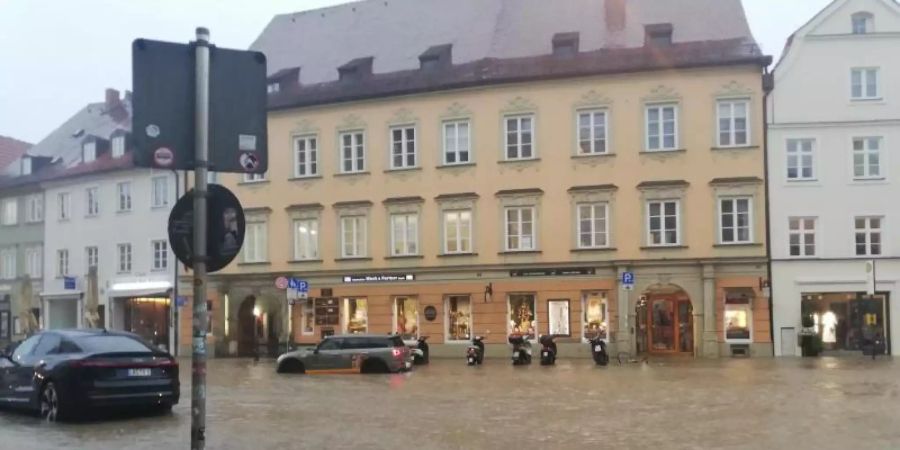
[237, 296, 256, 357]
[236, 294, 284, 357]
[637, 283, 694, 355]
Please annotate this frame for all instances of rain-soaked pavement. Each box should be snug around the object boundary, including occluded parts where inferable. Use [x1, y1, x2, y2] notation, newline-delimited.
[3, 356, 900, 450]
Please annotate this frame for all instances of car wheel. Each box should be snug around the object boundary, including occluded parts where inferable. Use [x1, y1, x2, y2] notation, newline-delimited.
[360, 359, 388, 374]
[277, 359, 306, 374]
[40, 382, 68, 422]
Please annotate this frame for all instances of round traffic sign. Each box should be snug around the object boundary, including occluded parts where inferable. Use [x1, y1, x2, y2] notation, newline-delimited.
[168, 184, 245, 273]
[275, 276, 288, 290]
[154, 147, 174, 167]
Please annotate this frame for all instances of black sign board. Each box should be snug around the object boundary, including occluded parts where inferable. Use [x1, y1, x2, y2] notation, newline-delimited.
[168, 184, 245, 273]
[509, 267, 596, 277]
[132, 38, 268, 173]
[423, 306, 437, 322]
[314, 298, 340, 326]
[342, 274, 416, 283]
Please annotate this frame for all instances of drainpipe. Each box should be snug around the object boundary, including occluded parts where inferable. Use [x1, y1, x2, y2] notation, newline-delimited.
[172, 169, 181, 356]
[762, 67, 776, 348]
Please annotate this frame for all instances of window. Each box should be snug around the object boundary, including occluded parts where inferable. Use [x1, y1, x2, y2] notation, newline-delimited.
[390, 213, 418, 256]
[117, 244, 132, 273]
[505, 206, 536, 251]
[851, 68, 879, 100]
[343, 298, 368, 334]
[508, 294, 536, 339]
[86, 187, 99, 216]
[583, 292, 608, 341]
[151, 176, 169, 208]
[505, 115, 534, 160]
[852, 12, 873, 34]
[293, 218, 319, 260]
[0, 248, 15, 279]
[85, 246, 98, 270]
[719, 197, 752, 244]
[57, 249, 69, 277]
[25, 245, 41, 277]
[443, 210, 472, 254]
[577, 203, 609, 248]
[577, 110, 608, 155]
[443, 120, 471, 164]
[152, 240, 168, 271]
[1, 198, 16, 225]
[341, 216, 366, 258]
[117, 182, 132, 212]
[645, 104, 678, 151]
[717, 100, 749, 147]
[647, 200, 679, 246]
[393, 297, 419, 339]
[21, 158, 31, 175]
[300, 302, 314, 336]
[789, 218, 817, 257]
[853, 137, 882, 179]
[724, 292, 753, 342]
[244, 221, 268, 263]
[390, 126, 417, 169]
[446, 296, 471, 342]
[340, 131, 365, 173]
[293, 135, 318, 177]
[83, 142, 96, 162]
[25, 195, 42, 223]
[267, 83, 280, 94]
[786, 139, 815, 180]
[111, 136, 125, 158]
[243, 173, 266, 183]
[58, 193, 70, 220]
[548, 300, 570, 336]
[854, 217, 882, 256]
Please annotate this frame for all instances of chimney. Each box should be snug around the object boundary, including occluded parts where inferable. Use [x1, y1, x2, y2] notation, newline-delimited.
[645, 23, 674, 47]
[419, 44, 453, 70]
[338, 57, 374, 82]
[105, 88, 120, 110]
[605, 0, 626, 32]
[552, 32, 580, 57]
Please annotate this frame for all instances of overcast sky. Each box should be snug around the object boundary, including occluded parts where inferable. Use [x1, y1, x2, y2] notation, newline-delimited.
[0, 0, 831, 144]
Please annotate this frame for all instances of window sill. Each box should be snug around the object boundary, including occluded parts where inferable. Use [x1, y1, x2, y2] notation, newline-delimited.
[438, 252, 478, 258]
[335, 257, 373, 262]
[850, 97, 884, 104]
[115, 210, 132, 215]
[785, 179, 819, 184]
[640, 245, 688, 250]
[151, 205, 169, 210]
[384, 167, 422, 173]
[436, 162, 476, 169]
[640, 149, 687, 155]
[498, 158, 540, 164]
[711, 145, 759, 151]
[288, 259, 323, 264]
[237, 261, 271, 266]
[498, 250, 542, 255]
[571, 153, 615, 160]
[852, 177, 886, 183]
[384, 255, 425, 260]
[571, 247, 617, 253]
[288, 175, 323, 182]
[85, 214, 99, 219]
[713, 243, 763, 248]
[238, 180, 270, 186]
[334, 171, 370, 177]
[150, 268, 168, 273]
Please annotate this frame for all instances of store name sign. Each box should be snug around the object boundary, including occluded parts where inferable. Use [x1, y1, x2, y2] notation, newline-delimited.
[342, 274, 416, 283]
[510, 267, 596, 277]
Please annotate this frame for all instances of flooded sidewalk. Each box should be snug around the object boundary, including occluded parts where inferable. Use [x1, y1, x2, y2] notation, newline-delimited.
[2, 357, 900, 450]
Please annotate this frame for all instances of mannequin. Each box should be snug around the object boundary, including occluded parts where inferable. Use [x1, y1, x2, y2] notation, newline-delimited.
[821, 311, 838, 344]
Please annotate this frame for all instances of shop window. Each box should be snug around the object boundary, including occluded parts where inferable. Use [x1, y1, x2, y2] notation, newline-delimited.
[801, 292, 888, 352]
[724, 291, 753, 342]
[343, 298, 368, 334]
[446, 295, 471, 342]
[300, 301, 315, 336]
[508, 294, 536, 339]
[548, 300, 570, 336]
[583, 292, 608, 341]
[393, 297, 418, 339]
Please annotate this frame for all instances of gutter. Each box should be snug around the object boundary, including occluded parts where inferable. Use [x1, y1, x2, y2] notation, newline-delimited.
[762, 68, 775, 346]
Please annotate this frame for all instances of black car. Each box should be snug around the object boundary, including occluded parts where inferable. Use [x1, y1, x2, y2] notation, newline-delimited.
[0, 329, 179, 421]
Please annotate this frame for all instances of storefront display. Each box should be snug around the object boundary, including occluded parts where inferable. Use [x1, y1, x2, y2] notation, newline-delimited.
[548, 300, 570, 336]
[124, 297, 170, 350]
[394, 296, 418, 339]
[343, 298, 368, 334]
[801, 292, 889, 353]
[583, 292, 608, 341]
[446, 295, 471, 341]
[724, 290, 753, 342]
[301, 302, 314, 336]
[508, 294, 536, 339]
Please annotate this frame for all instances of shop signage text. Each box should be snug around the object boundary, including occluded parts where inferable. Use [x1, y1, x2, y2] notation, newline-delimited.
[342, 274, 415, 283]
[509, 268, 595, 277]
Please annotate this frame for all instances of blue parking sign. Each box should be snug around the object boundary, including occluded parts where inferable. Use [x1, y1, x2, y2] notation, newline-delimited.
[289, 278, 309, 293]
[622, 272, 635, 286]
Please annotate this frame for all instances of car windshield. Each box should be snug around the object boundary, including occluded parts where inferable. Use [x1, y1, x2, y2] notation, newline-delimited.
[76, 335, 155, 354]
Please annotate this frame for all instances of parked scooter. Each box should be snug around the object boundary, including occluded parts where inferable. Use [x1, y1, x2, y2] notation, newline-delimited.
[466, 336, 485, 366]
[404, 336, 429, 364]
[589, 335, 609, 366]
[539, 334, 557, 366]
[508, 334, 532, 365]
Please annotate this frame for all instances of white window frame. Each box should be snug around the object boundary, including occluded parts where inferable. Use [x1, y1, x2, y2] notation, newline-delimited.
[82, 142, 96, 163]
[244, 221, 268, 263]
[25, 195, 42, 223]
[389, 126, 417, 169]
[718, 197, 753, 244]
[111, 135, 125, 158]
[444, 295, 473, 343]
[851, 67, 880, 100]
[504, 206, 537, 251]
[443, 210, 473, 254]
[646, 200, 680, 246]
[243, 173, 267, 183]
[85, 246, 98, 270]
[293, 218, 319, 261]
[852, 12, 873, 34]
[577, 109, 608, 155]
[293, 135, 319, 178]
[854, 216, 883, 256]
[58, 192, 70, 221]
[116, 182, 132, 212]
[716, 99, 750, 147]
[340, 215, 367, 258]
[390, 213, 419, 256]
[788, 217, 817, 258]
[25, 245, 41, 278]
[786, 138, 816, 181]
[576, 203, 609, 249]
[339, 131, 366, 174]
[852, 137, 883, 180]
[151, 176, 169, 208]
[0, 198, 16, 225]
[57, 249, 69, 277]
[0, 247, 15, 279]
[443, 120, 472, 165]
[86, 187, 99, 217]
[504, 115, 535, 160]
[152, 240, 168, 271]
[117, 243, 132, 273]
[644, 103, 679, 151]
[21, 158, 31, 175]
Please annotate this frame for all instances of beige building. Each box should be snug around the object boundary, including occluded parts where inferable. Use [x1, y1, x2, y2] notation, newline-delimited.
[182, 0, 773, 358]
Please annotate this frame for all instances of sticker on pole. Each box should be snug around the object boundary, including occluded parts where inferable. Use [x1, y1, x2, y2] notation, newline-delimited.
[275, 276, 288, 290]
[239, 152, 259, 172]
[154, 147, 174, 167]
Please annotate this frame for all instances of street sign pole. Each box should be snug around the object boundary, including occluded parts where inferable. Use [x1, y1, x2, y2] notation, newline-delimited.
[191, 27, 210, 450]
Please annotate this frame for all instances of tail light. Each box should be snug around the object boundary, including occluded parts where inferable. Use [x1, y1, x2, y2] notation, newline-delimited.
[392, 348, 404, 358]
[72, 358, 177, 369]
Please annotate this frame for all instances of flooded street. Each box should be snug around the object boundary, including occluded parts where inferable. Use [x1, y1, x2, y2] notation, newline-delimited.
[2, 357, 900, 449]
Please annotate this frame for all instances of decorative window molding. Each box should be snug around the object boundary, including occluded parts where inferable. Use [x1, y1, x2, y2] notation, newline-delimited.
[636, 180, 689, 201]
[642, 85, 682, 103]
[291, 118, 319, 135]
[501, 96, 537, 114]
[337, 113, 366, 131]
[387, 107, 417, 126]
[715, 81, 754, 98]
[441, 102, 472, 119]
[574, 90, 613, 108]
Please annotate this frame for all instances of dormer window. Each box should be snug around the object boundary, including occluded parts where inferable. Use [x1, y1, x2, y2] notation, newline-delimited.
[83, 142, 96, 163]
[338, 57, 374, 82]
[852, 12, 873, 34]
[419, 44, 452, 70]
[111, 135, 125, 158]
[267, 83, 280, 94]
[552, 32, 580, 57]
[21, 157, 32, 176]
[645, 23, 673, 47]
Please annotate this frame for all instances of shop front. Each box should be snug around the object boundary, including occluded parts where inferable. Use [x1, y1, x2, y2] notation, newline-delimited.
[107, 280, 174, 352]
[41, 293, 82, 330]
[800, 292, 890, 356]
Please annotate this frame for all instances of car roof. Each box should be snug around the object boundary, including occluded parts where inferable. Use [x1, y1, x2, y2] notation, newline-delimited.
[40, 328, 142, 340]
[326, 334, 397, 340]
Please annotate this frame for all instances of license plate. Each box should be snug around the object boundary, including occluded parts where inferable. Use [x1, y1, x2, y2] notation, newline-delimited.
[468, 357, 474, 363]
[128, 368, 152, 377]
[594, 345, 603, 352]
[512, 351, 519, 358]
[542, 351, 549, 357]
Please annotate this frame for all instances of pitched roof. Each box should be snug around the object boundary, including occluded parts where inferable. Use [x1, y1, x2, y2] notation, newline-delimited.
[253, 0, 759, 84]
[27, 97, 131, 168]
[0, 135, 31, 172]
[0, 152, 135, 191]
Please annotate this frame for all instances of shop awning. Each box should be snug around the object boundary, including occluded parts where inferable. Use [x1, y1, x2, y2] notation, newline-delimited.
[107, 281, 173, 298]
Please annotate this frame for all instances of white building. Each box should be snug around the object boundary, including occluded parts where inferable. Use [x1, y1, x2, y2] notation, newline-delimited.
[768, 0, 900, 356]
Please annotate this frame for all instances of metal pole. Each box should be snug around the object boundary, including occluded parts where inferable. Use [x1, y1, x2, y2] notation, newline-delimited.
[191, 26, 211, 450]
